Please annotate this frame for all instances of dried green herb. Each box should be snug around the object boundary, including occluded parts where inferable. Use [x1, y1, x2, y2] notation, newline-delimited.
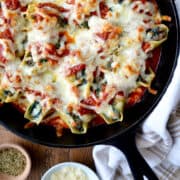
[80, 21, 89, 29]
[55, 42, 61, 49]
[39, 58, 48, 63]
[0, 148, 26, 176]
[58, 16, 68, 27]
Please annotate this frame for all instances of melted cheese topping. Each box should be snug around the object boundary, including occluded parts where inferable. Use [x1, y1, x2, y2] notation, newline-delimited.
[0, 0, 169, 134]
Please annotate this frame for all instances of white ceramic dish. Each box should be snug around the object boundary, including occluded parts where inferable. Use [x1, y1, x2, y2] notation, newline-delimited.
[41, 162, 99, 180]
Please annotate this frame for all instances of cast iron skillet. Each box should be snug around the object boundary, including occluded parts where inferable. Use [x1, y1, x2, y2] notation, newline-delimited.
[0, 0, 179, 179]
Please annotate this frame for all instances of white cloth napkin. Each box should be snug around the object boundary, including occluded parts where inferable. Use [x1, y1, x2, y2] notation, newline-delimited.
[93, 1, 180, 179]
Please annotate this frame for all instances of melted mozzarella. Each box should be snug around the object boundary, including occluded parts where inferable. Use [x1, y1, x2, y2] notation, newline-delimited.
[56, 75, 78, 105]
[73, 29, 100, 61]
[0, 0, 168, 128]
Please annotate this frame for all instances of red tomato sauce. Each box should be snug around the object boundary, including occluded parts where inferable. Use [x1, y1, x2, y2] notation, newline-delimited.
[5, 0, 20, 10]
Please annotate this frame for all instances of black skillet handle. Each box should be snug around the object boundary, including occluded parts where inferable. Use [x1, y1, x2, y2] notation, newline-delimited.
[108, 131, 159, 180]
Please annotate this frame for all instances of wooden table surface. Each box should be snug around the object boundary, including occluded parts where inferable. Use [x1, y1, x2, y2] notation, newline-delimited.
[0, 125, 94, 180]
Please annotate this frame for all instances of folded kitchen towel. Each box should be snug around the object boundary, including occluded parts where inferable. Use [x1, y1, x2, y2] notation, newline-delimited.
[93, 1, 180, 180]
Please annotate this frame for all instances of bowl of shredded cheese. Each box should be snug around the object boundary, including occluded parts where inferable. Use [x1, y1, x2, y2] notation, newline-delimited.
[41, 162, 99, 180]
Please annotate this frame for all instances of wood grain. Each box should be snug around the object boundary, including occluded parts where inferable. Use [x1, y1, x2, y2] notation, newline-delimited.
[0, 126, 94, 180]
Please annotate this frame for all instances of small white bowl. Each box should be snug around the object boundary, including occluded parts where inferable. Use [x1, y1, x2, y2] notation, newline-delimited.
[41, 162, 99, 180]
